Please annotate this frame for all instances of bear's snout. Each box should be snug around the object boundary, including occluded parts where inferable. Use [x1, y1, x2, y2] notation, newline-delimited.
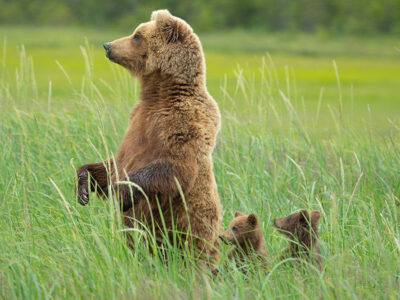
[103, 42, 112, 58]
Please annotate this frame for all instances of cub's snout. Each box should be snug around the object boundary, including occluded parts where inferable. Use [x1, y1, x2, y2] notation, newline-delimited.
[219, 234, 229, 244]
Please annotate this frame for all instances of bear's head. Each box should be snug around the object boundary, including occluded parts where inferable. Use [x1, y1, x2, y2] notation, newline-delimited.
[273, 210, 321, 245]
[219, 211, 261, 248]
[103, 9, 204, 81]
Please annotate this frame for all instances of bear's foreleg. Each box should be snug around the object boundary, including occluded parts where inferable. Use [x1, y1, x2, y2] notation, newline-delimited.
[115, 158, 197, 212]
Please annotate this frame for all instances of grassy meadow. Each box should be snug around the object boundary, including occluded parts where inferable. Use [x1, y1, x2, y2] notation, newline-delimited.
[1, 26, 400, 299]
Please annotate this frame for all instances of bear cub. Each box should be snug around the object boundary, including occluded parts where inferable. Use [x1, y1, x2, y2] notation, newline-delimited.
[273, 210, 321, 268]
[219, 211, 268, 271]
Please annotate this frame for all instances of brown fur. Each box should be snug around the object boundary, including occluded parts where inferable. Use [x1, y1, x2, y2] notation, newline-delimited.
[219, 212, 268, 271]
[76, 10, 221, 266]
[274, 210, 321, 268]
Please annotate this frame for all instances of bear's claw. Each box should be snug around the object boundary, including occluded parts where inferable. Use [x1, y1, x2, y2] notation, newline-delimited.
[77, 171, 90, 205]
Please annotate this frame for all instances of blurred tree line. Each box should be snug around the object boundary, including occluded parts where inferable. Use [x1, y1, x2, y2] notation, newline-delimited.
[1, 0, 399, 34]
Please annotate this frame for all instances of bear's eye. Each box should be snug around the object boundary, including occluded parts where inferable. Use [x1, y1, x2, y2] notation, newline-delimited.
[231, 226, 238, 232]
[133, 34, 140, 41]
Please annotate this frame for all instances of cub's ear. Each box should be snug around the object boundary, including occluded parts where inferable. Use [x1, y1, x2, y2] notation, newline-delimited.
[234, 211, 244, 217]
[247, 213, 258, 227]
[299, 210, 310, 226]
[151, 9, 180, 43]
[311, 210, 321, 226]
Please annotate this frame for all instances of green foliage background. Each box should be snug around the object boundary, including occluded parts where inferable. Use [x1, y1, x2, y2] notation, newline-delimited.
[1, 0, 400, 34]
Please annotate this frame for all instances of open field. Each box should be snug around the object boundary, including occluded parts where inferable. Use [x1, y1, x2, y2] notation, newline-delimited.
[1, 27, 400, 299]
[1, 26, 399, 127]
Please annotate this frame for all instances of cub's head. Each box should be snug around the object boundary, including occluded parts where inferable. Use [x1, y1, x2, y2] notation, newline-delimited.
[219, 211, 260, 247]
[274, 210, 321, 243]
[103, 9, 204, 79]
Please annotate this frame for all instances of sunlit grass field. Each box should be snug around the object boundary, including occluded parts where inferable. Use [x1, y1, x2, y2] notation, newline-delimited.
[2, 26, 399, 125]
[1, 26, 400, 299]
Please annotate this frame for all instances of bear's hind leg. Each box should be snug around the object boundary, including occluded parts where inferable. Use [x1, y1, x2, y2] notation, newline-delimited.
[187, 223, 220, 275]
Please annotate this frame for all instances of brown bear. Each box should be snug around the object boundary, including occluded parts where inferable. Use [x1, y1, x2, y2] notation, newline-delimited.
[273, 210, 321, 268]
[75, 9, 221, 267]
[219, 211, 268, 271]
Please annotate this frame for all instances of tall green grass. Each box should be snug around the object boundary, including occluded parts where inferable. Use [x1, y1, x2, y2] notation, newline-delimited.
[1, 41, 400, 299]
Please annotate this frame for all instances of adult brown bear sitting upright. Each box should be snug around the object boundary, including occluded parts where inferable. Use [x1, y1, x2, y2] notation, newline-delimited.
[75, 10, 221, 265]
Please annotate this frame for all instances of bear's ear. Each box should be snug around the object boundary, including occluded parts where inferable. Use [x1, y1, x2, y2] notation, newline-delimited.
[151, 9, 172, 22]
[311, 210, 321, 226]
[151, 9, 180, 43]
[234, 211, 244, 217]
[298, 210, 310, 226]
[247, 213, 258, 227]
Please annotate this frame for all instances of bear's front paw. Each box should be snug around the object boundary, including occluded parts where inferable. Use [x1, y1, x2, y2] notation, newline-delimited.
[77, 171, 90, 205]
